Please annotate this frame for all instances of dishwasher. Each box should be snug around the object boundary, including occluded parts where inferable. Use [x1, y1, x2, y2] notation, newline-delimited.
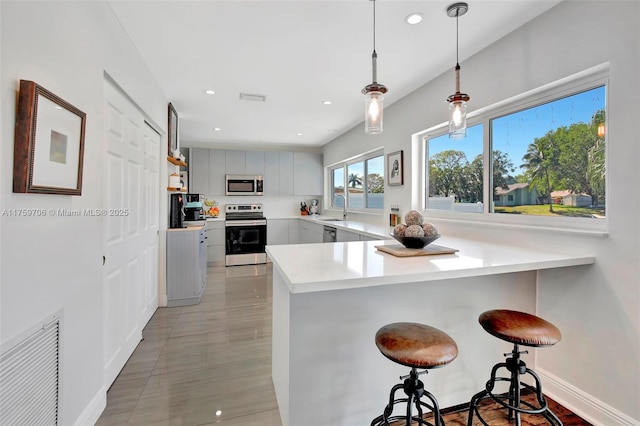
[323, 226, 337, 243]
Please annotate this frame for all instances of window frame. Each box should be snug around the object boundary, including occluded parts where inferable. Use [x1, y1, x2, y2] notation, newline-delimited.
[418, 65, 609, 235]
[328, 149, 385, 214]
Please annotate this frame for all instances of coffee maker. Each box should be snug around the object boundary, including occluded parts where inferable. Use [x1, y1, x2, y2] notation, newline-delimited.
[169, 193, 184, 228]
[184, 193, 204, 221]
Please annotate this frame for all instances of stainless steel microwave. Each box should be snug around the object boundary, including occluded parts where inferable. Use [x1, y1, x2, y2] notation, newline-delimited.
[225, 175, 263, 196]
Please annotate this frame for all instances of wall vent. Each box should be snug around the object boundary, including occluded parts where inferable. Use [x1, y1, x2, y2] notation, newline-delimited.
[0, 317, 60, 425]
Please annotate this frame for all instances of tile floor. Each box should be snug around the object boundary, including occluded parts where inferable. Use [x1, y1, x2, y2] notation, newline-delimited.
[96, 264, 281, 425]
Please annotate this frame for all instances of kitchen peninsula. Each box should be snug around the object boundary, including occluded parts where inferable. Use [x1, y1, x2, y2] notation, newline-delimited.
[266, 236, 595, 426]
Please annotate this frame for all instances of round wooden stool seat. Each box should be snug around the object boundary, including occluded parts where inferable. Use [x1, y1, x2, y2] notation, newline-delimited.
[375, 322, 458, 369]
[479, 309, 561, 347]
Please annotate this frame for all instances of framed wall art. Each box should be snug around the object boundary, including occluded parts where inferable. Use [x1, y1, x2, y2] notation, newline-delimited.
[168, 102, 178, 157]
[13, 80, 86, 195]
[387, 150, 404, 186]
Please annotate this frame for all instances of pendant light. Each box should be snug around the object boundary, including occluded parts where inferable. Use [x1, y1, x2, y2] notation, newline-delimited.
[446, 2, 470, 139]
[362, 0, 387, 135]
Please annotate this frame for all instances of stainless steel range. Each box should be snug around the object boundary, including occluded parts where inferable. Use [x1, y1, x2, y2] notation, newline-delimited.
[225, 203, 267, 266]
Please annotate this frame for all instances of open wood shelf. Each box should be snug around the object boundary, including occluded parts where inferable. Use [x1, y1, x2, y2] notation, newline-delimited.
[167, 156, 187, 167]
[167, 187, 187, 192]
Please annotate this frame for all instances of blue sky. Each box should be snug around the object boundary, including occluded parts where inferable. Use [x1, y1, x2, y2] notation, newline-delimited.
[429, 85, 606, 172]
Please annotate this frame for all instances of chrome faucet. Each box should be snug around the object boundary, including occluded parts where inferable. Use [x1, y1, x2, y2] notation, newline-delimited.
[335, 194, 347, 220]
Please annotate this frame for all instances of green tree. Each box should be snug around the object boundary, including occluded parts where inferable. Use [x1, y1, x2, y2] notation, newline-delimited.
[554, 124, 597, 195]
[429, 150, 467, 199]
[367, 173, 384, 193]
[347, 173, 362, 189]
[588, 110, 606, 206]
[460, 154, 483, 203]
[521, 134, 559, 212]
[492, 150, 516, 193]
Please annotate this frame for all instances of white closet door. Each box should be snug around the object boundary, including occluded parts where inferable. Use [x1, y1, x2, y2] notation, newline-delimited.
[102, 80, 159, 387]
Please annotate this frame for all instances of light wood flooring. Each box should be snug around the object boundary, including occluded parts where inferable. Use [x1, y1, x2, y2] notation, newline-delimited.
[96, 264, 281, 425]
[97, 263, 589, 426]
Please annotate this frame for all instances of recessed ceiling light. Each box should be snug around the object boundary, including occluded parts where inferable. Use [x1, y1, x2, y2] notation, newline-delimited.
[405, 13, 423, 25]
[204, 89, 216, 95]
[323, 100, 332, 105]
[214, 127, 221, 131]
[296, 132, 303, 136]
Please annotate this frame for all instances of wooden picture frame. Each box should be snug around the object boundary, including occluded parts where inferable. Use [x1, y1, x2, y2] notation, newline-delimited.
[387, 150, 404, 186]
[13, 80, 86, 195]
[168, 102, 178, 156]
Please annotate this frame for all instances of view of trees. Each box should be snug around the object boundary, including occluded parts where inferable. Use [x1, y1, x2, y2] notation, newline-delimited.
[367, 173, 384, 193]
[428, 109, 606, 211]
[428, 150, 515, 203]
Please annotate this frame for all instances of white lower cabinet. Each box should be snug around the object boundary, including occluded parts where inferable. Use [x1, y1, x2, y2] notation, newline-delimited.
[167, 225, 207, 307]
[206, 220, 225, 266]
[337, 229, 378, 241]
[299, 220, 324, 244]
[267, 219, 289, 246]
[336, 229, 360, 242]
[288, 219, 300, 244]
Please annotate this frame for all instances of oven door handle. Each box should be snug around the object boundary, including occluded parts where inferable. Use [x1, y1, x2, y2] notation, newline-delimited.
[225, 220, 267, 226]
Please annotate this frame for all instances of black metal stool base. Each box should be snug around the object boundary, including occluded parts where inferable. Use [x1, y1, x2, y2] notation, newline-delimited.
[467, 344, 562, 426]
[371, 368, 443, 426]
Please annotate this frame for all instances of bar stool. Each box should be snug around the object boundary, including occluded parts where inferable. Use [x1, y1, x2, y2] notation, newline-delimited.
[371, 322, 458, 426]
[467, 309, 562, 426]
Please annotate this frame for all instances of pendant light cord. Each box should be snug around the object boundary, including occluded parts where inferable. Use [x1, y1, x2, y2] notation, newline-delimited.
[455, 12, 460, 67]
[371, 0, 378, 83]
[373, 0, 376, 53]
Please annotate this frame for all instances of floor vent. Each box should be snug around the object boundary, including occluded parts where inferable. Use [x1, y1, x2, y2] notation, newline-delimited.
[0, 317, 60, 425]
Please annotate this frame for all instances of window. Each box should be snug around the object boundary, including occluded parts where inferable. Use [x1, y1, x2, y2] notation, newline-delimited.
[330, 150, 384, 211]
[426, 124, 484, 213]
[491, 86, 605, 218]
[424, 70, 607, 227]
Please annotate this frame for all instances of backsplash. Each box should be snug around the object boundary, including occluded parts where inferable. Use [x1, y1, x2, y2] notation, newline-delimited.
[201, 194, 323, 218]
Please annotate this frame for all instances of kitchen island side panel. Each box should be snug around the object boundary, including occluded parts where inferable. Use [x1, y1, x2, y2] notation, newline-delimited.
[272, 270, 291, 426]
[282, 271, 536, 426]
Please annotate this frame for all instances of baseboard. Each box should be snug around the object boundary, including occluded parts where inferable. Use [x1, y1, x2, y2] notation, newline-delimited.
[73, 385, 106, 426]
[537, 368, 639, 426]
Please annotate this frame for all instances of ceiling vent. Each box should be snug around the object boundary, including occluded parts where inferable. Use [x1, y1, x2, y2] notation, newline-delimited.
[239, 93, 267, 102]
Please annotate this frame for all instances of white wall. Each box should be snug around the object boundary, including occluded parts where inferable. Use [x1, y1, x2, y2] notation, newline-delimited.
[0, 2, 167, 424]
[323, 1, 639, 424]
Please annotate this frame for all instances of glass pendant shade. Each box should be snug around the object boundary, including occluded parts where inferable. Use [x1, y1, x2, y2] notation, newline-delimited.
[448, 98, 467, 138]
[365, 90, 384, 134]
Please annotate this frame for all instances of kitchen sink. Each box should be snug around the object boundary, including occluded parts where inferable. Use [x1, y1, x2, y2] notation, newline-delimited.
[318, 218, 341, 222]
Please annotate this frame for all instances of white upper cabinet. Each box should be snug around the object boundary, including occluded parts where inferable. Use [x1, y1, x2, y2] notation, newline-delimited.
[225, 150, 246, 175]
[190, 147, 210, 195]
[294, 152, 323, 195]
[264, 151, 280, 197]
[245, 150, 265, 175]
[209, 149, 226, 196]
[279, 152, 294, 196]
[189, 149, 323, 197]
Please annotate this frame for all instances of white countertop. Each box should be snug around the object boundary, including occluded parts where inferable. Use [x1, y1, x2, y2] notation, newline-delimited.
[299, 215, 393, 240]
[265, 236, 595, 294]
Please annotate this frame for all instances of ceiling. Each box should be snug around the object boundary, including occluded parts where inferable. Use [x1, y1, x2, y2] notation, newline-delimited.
[108, 0, 561, 149]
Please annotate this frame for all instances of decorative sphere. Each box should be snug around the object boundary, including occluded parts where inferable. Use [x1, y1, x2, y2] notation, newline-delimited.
[404, 224, 425, 237]
[404, 210, 424, 226]
[393, 224, 407, 236]
[422, 223, 439, 237]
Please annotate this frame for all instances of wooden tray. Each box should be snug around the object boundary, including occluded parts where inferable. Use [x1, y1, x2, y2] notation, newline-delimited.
[375, 244, 459, 257]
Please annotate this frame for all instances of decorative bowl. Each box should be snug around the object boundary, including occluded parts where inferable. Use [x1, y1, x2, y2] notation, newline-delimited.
[390, 233, 441, 249]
